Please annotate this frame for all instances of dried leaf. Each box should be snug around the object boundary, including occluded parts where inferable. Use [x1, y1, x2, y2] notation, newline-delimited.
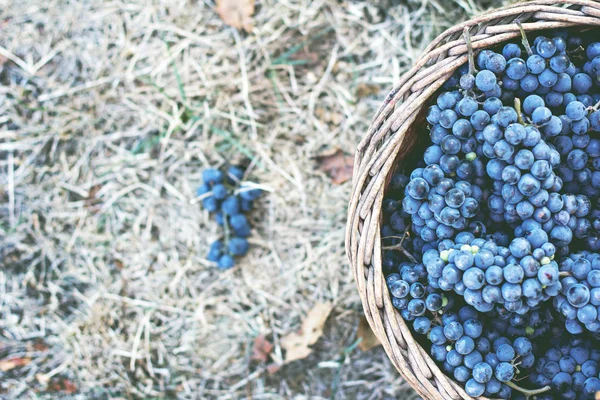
[48, 378, 78, 393]
[84, 184, 103, 213]
[86, 184, 101, 202]
[281, 302, 333, 362]
[216, 0, 255, 32]
[0, 357, 31, 372]
[357, 316, 380, 351]
[316, 149, 354, 185]
[32, 340, 49, 352]
[62, 379, 78, 393]
[251, 335, 274, 362]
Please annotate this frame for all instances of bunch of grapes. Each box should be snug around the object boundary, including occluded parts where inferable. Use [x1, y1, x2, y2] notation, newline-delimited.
[529, 338, 600, 399]
[429, 305, 527, 398]
[386, 261, 450, 322]
[386, 268, 537, 398]
[381, 28, 600, 399]
[422, 232, 560, 315]
[490, 303, 555, 339]
[554, 252, 600, 334]
[197, 166, 262, 269]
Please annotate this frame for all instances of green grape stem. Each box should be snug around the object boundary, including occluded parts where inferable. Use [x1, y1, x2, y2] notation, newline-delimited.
[463, 27, 477, 75]
[516, 20, 533, 57]
[505, 380, 551, 398]
[514, 97, 528, 126]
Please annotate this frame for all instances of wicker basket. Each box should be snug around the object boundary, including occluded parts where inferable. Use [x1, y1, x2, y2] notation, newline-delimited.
[345, 1, 600, 399]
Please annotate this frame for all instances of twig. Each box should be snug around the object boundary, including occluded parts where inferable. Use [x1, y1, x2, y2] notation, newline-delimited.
[38, 76, 116, 102]
[381, 235, 404, 243]
[308, 44, 339, 117]
[101, 293, 192, 315]
[233, 28, 259, 140]
[381, 225, 418, 263]
[130, 310, 154, 371]
[381, 242, 418, 263]
[400, 225, 410, 247]
[98, 182, 161, 214]
[0, 45, 33, 74]
[8, 151, 15, 228]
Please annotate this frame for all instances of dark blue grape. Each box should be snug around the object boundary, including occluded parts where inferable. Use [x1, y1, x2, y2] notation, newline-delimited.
[218, 254, 235, 269]
[222, 195, 241, 215]
[573, 73, 592, 94]
[503, 43, 522, 59]
[506, 58, 527, 80]
[495, 362, 515, 382]
[518, 174, 541, 196]
[537, 37, 557, 58]
[207, 240, 224, 262]
[476, 70, 497, 92]
[203, 168, 224, 184]
[539, 69, 558, 87]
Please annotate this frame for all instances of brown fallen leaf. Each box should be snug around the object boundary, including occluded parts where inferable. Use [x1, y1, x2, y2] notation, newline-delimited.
[281, 302, 333, 362]
[251, 335, 274, 363]
[63, 380, 77, 393]
[216, 0, 255, 32]
[32, 340, 49, 352]
[357, 316, 380, 351]
[48, 378, 78, 393]
[316, 148, 354, 185]
[85, 184, 102, 209]
[0, 357, 31, 372]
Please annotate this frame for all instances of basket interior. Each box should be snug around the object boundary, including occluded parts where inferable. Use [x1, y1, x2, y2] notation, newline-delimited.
[377, 24, 600, 395]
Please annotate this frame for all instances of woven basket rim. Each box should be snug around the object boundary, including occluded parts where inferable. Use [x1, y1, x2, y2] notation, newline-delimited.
[346, 1, 600, 399]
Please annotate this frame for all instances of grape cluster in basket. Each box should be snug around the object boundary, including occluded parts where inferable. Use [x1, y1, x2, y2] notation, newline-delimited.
[197, 166, 262, 269]
[383, 29, 600, 399]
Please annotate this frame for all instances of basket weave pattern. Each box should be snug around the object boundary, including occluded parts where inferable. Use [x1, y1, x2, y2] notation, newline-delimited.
[346, 1, 600, 399]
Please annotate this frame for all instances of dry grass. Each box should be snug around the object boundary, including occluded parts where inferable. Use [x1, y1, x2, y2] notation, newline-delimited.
[0, 0, 511, 398]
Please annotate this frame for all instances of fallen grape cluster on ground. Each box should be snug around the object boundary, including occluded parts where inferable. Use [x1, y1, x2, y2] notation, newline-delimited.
[382, 29, 600, 399]
[198, 166, 262, 269]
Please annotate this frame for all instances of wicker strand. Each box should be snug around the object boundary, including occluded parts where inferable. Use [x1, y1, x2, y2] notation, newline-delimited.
[346, 2, 600, 399]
